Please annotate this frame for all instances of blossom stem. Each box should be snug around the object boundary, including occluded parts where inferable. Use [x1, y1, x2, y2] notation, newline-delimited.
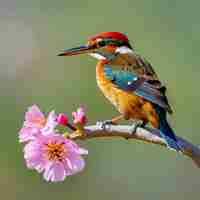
[66, 123, 77, 131]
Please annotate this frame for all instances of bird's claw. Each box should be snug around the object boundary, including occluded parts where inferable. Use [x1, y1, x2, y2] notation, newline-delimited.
[130, 120, 146, 134]
[97, 120, 116, 130]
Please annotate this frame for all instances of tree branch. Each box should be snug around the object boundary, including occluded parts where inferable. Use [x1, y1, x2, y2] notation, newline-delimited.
[72, 123, 200, 168]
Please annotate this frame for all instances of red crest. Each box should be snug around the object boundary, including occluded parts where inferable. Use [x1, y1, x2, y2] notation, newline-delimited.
[89, 32, 129, 44]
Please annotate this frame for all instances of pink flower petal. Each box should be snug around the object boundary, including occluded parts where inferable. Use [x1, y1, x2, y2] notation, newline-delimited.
[19, 127, 35, 142]
[43, 162, 66, 182]
[65, 158, 73, 170]
[77, 147, 88, 155]
[66, 155, 85, 175]
[24, 141, 46, 172]
[25, 105, 45, 123]
[41, 111, 57, 135]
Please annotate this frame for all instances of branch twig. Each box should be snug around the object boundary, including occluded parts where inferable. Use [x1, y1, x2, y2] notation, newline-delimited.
[72, 123, 200, 168]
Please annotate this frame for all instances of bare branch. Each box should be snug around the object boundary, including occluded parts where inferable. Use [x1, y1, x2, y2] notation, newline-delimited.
[72, 123, 200, 168]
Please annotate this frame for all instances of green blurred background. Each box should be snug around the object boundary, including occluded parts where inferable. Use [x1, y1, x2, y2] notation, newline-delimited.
[1, 0, 200, 199]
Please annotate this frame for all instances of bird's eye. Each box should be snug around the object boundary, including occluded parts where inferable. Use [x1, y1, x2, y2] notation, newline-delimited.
[98, 40, 106, 47]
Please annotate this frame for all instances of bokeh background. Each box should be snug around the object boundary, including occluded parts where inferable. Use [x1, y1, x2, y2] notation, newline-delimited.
[1, 0, 200, 199]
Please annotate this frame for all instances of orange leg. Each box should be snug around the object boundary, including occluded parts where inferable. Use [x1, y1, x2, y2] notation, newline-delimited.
[99, 115, 124, 129]
[111, 115, 124, 124]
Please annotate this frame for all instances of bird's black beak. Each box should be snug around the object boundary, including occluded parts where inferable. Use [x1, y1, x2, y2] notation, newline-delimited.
[57, 45, 97, 56]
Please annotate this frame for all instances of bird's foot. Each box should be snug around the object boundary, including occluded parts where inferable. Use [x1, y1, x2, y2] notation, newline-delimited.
[97, 120, 116, 130]
[130, 120, 146, 134]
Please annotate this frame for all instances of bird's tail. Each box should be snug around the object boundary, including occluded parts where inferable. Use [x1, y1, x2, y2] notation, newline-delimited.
[155, 105, 182, 151]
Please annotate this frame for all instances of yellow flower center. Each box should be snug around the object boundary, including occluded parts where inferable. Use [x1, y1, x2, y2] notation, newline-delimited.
[45, 142, 67, 162]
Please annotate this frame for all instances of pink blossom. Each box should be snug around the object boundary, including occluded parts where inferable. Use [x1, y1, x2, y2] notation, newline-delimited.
[19, 105, 57, 143]
[24, 133, 88, 182]
[72, 107, 87, 126]
[56, 113, 69, 126]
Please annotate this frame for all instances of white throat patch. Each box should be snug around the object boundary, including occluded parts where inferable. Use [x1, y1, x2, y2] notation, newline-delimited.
[89, 53, 106, 60]
[115, 46, 134, 54]
[89, 46, 134, 60]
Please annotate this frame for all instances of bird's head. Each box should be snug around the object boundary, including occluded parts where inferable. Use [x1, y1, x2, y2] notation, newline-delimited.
[58, 32, 133, 61]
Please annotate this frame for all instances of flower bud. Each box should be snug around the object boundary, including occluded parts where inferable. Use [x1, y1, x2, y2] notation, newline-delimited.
[57, 113, 68, 126]
[72, 107, 87, 126]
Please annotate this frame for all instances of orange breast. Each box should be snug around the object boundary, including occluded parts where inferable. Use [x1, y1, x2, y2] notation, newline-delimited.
[96, 61, 159, 127]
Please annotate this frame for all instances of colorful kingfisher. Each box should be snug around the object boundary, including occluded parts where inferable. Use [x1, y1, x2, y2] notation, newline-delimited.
[58, 32, 181, 151]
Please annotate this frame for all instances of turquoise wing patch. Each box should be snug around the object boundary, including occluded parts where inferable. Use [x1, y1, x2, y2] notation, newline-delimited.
[103, 65, 171, 112]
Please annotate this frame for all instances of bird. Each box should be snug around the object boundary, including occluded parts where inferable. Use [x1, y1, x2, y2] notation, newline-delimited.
[58, 31, 181, 151]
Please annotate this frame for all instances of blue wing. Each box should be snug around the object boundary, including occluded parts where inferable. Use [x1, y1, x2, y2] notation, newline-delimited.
[104, 65, 172, 113]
